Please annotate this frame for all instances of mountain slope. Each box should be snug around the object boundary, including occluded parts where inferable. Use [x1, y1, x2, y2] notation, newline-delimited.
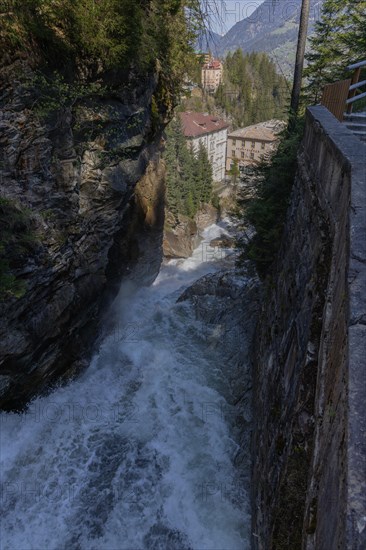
[195, 29, 222, 55]
[217, 0, 324, 78]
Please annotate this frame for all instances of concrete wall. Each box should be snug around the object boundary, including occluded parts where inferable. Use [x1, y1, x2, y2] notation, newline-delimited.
[252, 106, 366, 549]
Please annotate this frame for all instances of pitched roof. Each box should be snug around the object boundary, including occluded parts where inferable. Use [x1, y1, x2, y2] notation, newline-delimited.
[228, 121, 284, 142]
[203, 59, 222, 70]
[179, 112, 229, 138]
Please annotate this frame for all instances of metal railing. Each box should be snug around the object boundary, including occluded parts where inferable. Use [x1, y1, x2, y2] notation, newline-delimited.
[346, 60, 366, 113]
[320, 59, 366, 121]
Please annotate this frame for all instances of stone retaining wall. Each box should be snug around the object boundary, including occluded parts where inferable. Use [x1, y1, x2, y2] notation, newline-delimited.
[252, 106, 366, 549]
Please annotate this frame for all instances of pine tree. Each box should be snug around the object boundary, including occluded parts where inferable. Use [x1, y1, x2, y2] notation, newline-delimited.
[196, 142, 213, 204]
[164, 118, 186, 217]
[343, 1, 366, 60]
[164, 117, 213, 220]
[304, 0, 366, 103]
[304, 0, 348, 102]
[185, 191, 195, 218]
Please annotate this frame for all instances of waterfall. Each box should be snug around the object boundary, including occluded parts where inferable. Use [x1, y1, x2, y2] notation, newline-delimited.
[0, 223, 251, 550]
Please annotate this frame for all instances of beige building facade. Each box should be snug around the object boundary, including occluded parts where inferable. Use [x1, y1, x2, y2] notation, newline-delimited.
[226, 121, 285, 172]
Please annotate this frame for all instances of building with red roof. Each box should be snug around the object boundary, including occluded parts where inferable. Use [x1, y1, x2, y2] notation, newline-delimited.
[201, 59, 223, 93]
[179, 112, 229, 182]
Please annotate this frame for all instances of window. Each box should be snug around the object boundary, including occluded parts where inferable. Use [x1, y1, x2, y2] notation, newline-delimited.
[251, 141, 255, 148]
[250, 152, 254, 159]
[232, 150, 236, 157]
[232, 139, 236, 146]
[261, 142, 265, 150]
[241, 152, 245, 158]
[241, 141, 245, 148]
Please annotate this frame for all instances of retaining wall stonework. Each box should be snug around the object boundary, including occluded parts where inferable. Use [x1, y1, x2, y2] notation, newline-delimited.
[252, 106, 366, 549]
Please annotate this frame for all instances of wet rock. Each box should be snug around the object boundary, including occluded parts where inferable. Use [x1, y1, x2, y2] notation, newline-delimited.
[163, 212, 198, 259]
[178, 268, 261, 401]
[194, 203, 218, 232]
[209, 236, 234, 248]
[163, 204, 218, 259]
[0, 376, 12, 397]
[144, 523, 193, 550]
[0, 59, 167, 409]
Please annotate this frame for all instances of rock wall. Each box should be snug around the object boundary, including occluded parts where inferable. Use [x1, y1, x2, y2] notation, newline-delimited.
[252, 106, 366, 549]
[163, 204, 218, 259]
[0, 58, 167, 409]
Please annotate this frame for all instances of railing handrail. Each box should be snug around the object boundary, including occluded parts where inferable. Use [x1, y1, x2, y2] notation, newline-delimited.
[346, 91, 366, 105]
[346, 60, 366, 114]
[347, 60, 366, 71]
[349, 79, 366, 91]
[320, 59, 365, 120]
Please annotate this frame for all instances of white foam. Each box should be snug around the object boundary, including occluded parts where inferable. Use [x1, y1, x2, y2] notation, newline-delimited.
[0, 224, 251, 550]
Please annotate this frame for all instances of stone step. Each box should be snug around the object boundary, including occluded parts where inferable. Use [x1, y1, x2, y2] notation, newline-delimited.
[344, 122, 366, 132]
[342, 112, 366, 143]
[351, 131, 366, 142]
[343, 112, 366, 124]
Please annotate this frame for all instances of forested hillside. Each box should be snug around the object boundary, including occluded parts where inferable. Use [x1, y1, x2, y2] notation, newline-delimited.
[215, 50, 289, 128]
[215, 0, 324, 78]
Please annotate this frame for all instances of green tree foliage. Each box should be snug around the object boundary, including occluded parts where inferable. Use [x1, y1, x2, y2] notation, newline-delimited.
[0, 1, 207, 298]
[164, 117, 213, 219]
[195, 142, 213, 204]
[228, 158, 240, 184]
[304, 0, 366, 102]
[0, 0, 201, 90]
[235, 119, 304, 278]
[243, 0, 366, 277]
[215, 50, 289, 128]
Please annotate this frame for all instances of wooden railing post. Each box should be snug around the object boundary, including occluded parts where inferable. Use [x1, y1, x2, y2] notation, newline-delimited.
[321, 79, 352, 121]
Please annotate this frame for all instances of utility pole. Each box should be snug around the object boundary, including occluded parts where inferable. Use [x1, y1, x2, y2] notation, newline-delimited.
[290, 0, 311, 116]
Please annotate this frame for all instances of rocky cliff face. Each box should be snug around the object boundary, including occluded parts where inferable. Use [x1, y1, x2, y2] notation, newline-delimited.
[252, 107, 366, 549]
[178, 267, 261, 485]
[163, 204, 218, 259]
[0, 57, 168, 409]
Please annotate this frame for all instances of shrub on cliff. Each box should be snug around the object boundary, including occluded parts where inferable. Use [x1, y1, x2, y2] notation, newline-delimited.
[0, 0, 202, 99]
[0, 198, 38, 299]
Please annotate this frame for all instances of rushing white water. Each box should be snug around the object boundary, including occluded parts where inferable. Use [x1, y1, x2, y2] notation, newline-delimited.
[0, 223, 251, 550]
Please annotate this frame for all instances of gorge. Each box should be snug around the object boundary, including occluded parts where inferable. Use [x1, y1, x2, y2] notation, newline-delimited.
[1, 2, 366, 549]
[0, 26, 258, 548]
[0, 223, 258, 549]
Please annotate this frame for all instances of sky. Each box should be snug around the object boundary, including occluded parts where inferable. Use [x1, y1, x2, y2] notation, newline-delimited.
[204, 0, 266, 35]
